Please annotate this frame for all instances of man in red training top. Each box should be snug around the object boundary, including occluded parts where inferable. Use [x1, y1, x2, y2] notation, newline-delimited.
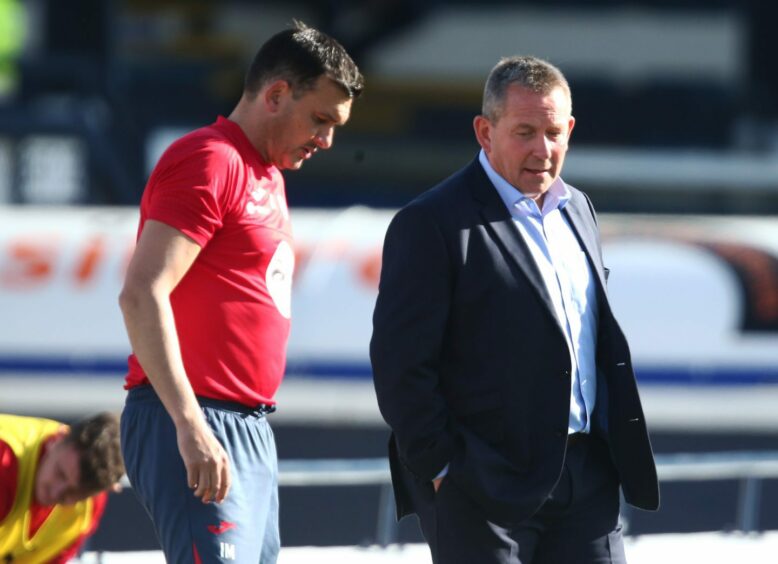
[118, 20, 363, 564]
[0, 412, 124, 563]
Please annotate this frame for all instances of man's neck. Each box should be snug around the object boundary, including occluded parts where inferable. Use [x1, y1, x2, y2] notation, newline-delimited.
[228, 100, 271, 163]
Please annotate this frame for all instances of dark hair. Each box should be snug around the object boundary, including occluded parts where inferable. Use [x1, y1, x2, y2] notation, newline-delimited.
[244, 20, 364, 99]
[64, 412, 124, 493]
[482, 55, 571, 121]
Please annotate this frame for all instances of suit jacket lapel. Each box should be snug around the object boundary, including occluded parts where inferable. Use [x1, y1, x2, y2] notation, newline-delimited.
[466, 161, 556, 314]
[562, 193, 607, 290]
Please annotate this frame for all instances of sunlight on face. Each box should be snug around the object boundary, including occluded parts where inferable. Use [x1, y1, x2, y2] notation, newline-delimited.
[476, 85, 575, 202]
[269, 76, 353, 170]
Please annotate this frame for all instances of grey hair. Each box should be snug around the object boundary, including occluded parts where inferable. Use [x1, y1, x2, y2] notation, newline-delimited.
[481, 55, 571, 121]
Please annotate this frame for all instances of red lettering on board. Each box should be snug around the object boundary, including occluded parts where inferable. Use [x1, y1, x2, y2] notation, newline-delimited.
[0, 241, 56, 289]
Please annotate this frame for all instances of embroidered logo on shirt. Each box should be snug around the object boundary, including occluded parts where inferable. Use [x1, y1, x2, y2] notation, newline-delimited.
[245, 185, 289, 220]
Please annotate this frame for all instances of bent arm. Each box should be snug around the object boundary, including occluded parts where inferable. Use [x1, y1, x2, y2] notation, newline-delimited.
[119, 220, 229, 503]
[370, 205, 455, 481]
[119, 220, 202, 429]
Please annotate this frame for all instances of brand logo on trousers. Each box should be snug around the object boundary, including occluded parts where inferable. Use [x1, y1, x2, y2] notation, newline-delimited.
[207, 520, 237, 535]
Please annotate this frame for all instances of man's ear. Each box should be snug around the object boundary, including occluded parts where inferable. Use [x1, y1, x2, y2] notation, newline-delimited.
[263, 79, 292, 113]
[566, 115, 576, 144]
[473, 115, 492, 153]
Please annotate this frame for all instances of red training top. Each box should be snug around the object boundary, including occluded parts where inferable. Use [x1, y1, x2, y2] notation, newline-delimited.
[124, 117, 294, 406]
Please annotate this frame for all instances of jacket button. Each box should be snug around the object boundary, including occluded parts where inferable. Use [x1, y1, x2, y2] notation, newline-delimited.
[561, 369, 570, 379]
[555, 429, 565, 438]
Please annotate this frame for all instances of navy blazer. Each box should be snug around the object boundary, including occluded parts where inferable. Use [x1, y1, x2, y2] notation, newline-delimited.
[370, 158, 659, 524]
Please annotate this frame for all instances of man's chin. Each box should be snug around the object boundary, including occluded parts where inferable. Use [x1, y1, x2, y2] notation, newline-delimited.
[280, 158, 304, 171]
[518, 178, 553, 198]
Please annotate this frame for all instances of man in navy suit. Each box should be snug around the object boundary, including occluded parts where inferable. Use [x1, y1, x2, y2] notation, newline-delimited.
[371, 56, 659, 564]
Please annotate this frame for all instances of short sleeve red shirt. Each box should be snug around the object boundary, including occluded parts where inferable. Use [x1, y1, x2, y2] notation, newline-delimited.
[124, 117, 294, 406]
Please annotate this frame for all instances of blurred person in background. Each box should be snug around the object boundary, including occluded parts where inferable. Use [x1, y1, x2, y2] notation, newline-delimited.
[118, 21, 362, 564]
[371, 55, 658, 564]
[0, 0, 24, 102]
[0, 412, 124, 563]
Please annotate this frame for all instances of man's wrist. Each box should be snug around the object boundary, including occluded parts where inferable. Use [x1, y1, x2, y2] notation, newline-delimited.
[170, 402, 206, 431]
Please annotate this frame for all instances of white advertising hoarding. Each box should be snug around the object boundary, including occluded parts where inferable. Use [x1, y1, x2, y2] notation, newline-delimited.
[0, 206, 776, 429]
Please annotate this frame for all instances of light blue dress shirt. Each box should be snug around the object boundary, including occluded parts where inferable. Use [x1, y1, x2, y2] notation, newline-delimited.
[434, 152, 602, 481]
[479, 150, 599, 434]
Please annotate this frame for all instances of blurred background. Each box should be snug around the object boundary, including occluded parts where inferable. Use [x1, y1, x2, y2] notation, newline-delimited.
[0, 0, 777, 558]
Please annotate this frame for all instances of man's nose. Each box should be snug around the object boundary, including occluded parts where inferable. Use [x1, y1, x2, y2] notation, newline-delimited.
[314, 127, 334, 150]
[533, 135, 553, 158]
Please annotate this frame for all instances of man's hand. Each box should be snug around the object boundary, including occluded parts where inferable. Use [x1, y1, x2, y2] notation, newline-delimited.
[176, 419, 231, 504]
[432, 476, 444, 492]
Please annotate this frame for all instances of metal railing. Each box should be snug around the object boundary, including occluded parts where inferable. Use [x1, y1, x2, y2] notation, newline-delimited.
[118, 450, 778, 545]
[653, 451, 778, 534]
[277, 451, 778, 545]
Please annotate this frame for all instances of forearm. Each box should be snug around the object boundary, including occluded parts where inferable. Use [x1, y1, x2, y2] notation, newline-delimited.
[119, 287, 202, 429]
[119, 221, 229, 502]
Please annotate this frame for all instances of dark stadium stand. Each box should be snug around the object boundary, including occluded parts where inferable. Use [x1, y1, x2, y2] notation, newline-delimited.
[0, 0, 776, 212]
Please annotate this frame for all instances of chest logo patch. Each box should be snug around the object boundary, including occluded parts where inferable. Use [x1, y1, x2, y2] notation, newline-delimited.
[246, 186, 289, 220]
[266, 240, 294, 319]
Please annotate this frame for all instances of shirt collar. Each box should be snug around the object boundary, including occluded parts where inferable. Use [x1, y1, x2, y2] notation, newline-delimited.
[478, 149, 570, 218]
